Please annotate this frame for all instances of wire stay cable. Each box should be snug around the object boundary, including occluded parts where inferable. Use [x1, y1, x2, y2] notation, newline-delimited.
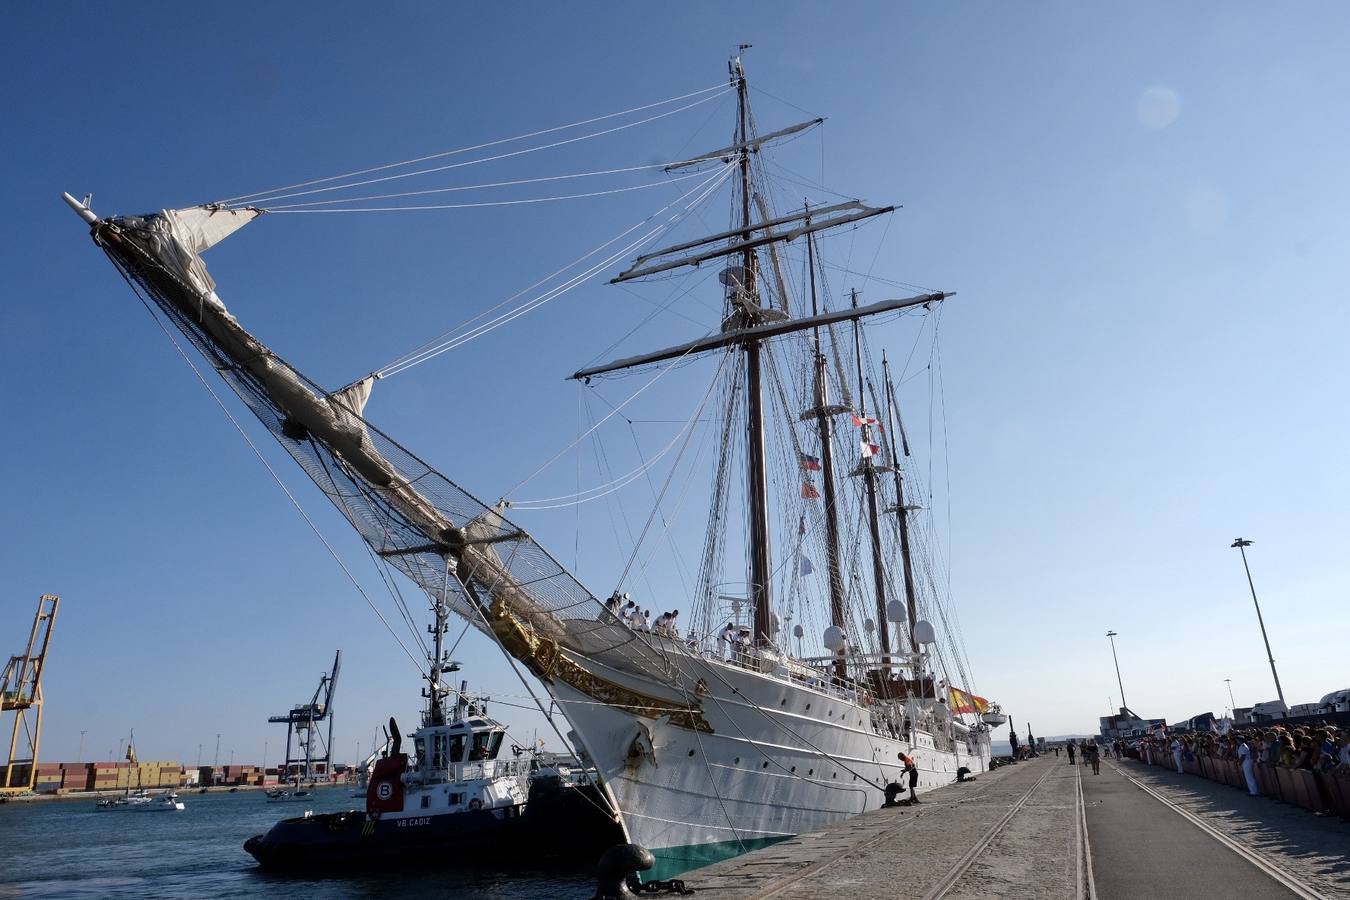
[213, 82, 730, 206]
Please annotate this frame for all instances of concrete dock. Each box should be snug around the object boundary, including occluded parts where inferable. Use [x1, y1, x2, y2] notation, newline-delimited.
[681, 756, 1350, 899]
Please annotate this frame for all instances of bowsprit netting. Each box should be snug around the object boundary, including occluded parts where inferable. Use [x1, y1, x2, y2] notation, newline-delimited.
[88, 206, 671, 678]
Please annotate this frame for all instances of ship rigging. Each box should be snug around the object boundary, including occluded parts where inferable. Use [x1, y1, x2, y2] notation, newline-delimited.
[66, 51, 997, 879]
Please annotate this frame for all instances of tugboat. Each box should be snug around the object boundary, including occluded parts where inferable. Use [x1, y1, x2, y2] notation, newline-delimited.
[244, 558, 620, 869]
[245, 691, 539, 868]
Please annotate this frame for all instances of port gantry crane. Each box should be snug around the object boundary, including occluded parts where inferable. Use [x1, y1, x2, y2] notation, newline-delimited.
[268, 650, 340, 785]
[2, 594, 60, 793]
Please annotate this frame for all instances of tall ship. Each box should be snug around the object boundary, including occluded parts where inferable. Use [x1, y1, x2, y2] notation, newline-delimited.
[66, 53, 997, 879]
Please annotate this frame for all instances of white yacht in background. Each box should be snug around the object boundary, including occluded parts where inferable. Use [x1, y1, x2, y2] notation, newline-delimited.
[96, 791, 185, 812]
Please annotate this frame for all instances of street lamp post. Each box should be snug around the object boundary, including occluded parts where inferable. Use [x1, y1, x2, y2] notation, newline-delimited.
[77, 730, 86, 763]
[1106, 631, 1128, 713]
[1224, 678, 1237, 717]
[1230, 538, 1285, 705]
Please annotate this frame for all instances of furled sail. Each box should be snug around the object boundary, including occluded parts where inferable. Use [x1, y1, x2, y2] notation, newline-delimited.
[80, 203, 656, 675]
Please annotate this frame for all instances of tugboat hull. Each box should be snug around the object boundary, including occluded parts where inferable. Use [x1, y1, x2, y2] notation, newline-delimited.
[244, 806, 523, 870]
[244, 781, 622, 871]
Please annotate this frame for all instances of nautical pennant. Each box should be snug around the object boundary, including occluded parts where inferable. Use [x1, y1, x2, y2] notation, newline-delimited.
[860, 441, 881, 458]
[852, 414, 883, 430]
[801, 481, 820, 500]
[798, 552, 814, 576]
[798, 451, 822, 471]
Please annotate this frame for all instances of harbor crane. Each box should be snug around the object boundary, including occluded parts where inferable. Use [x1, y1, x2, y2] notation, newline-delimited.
[268, 650, 340, 785]
[2, 594, 60, 793]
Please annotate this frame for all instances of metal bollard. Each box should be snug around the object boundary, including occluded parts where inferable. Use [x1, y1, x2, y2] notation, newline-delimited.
[593, 843, 655, 900]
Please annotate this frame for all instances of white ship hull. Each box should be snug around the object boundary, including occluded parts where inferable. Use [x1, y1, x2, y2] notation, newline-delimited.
[552, 643, 991, 878]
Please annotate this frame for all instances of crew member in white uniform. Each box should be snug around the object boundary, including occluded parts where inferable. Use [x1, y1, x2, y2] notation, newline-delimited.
[1238, 737, 1259, 796]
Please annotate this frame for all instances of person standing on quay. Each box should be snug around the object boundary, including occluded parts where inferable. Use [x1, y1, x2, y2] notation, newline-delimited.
[1066, 742, 1076, 765]
[1088, 742, 1101, 775]
[1238, 734, 1260, 796]
[1171, 736, 1185, 774]
[898, 753, 920, 804]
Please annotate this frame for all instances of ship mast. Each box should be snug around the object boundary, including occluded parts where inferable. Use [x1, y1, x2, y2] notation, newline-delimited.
[850, 290, 891, 665]
[579, 56, 942, 666]
[882, 352, 919, 653]
[424, 561, 452, 726]
[803, 223, 848, 677]
[733, 56, 774, 648]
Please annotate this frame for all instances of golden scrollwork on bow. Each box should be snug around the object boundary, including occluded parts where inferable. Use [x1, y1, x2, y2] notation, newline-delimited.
[489, 597, 712, 734]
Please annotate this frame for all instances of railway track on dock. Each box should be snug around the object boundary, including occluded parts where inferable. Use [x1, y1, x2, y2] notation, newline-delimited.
[1103, 761, 1331, 900]
[919, 761, 1095, 900]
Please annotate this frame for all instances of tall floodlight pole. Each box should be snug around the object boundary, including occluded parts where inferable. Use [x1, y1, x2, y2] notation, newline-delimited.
[1224, 678, 1236, 716]
[77, 730, 86, 763]
[1230, 538, 1285, 705]
[1106, 631, 1128, 713]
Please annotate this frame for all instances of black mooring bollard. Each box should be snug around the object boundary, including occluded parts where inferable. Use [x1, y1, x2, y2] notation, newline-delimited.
[593, 843, 655, 900]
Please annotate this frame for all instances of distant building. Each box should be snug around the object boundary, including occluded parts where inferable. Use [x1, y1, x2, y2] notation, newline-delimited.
[1099, 707, 1166, 741]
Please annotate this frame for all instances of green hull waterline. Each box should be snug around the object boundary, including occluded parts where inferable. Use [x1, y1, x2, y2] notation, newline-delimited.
[643, 835, 793, 882]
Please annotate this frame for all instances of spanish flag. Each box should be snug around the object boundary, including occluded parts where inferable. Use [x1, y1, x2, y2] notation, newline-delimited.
[948, 687, 990, 715]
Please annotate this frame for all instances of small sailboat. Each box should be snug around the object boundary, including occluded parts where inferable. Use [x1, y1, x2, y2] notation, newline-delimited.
[95, 733, 185, 812]
[263, 780, 316, 803]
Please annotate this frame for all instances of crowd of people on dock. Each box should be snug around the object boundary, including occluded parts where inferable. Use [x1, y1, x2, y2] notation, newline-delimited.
[1117, 723, 1350, 814]
[1122, 725, 1350, 785]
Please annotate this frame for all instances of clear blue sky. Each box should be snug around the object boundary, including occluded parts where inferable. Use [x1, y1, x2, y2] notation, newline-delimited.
[2, 2, 1347, 767]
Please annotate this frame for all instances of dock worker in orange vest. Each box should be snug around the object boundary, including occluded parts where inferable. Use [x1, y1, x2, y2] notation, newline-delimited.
[899, 753, 920, 804]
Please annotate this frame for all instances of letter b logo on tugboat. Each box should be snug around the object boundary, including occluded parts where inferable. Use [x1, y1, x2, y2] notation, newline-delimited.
[376, 782, 393, 801]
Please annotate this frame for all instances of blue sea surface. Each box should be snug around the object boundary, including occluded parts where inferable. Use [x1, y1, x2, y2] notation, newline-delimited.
[0, 788, 593, 899]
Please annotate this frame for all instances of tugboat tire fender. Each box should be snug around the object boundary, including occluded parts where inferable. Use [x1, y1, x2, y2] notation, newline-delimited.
[469, 798, 483, 811]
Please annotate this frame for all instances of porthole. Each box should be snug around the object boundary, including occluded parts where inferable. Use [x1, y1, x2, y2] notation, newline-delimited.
[828, 710, 833, 717]
[832, 772, 837, 779]
[780, 698, 787, 706]
[762, 761, 769, 769]
[805, 703, 811, 711]
[808, 769, 814, 776]
[734, 757, 741, 764]
[688, 749, 695, 757]
[790, 766, 797, 773]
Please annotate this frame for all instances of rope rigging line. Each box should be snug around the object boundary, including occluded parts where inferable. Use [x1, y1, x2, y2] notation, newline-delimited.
[508, 362, 720, 510]
[493, 288, 734, 505]
[259, 161, 701, 210]
[213, 81, 730, 205]
[264, 166, 717, 213]
[375, 163, 735, 380]
[610, 352, 732, 588]
[228, 88, 733, 208]
[120, 279, 429, 678]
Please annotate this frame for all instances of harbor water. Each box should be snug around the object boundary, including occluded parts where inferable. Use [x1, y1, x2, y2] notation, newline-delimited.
[0, 788, 594, 899]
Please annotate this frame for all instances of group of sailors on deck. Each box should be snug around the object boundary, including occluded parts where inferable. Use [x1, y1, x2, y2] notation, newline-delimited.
[604, 593, 681, 638]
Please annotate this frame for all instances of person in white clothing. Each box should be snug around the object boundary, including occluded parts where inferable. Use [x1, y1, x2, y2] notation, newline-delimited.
[719, 622, 738, 661]
[1237, 737, 1260, 796]
[1171, 737, 1184, 774]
